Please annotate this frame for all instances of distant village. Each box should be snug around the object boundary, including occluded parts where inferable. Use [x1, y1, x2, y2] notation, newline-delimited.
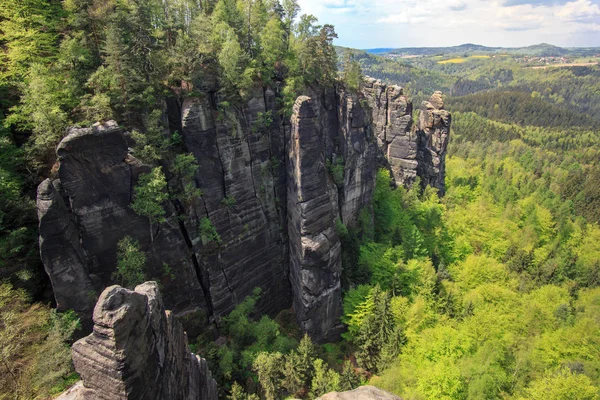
[515, 56, 569, 65]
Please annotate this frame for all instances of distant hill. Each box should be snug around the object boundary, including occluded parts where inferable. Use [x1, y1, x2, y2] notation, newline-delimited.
[364, 43, 599, 57]
[364, 43, 499, 56]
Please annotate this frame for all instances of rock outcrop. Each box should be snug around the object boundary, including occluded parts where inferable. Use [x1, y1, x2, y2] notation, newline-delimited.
[178, 89, 290, 320]
[362, 78, 415, 187]
[417, 91, 451, 195]
[317, 386, 402, 400]
[58, 282, 217, 400]
[38, 82, 449, 342]
[37, 122, 208, 331]
[287, 89, 378, 341]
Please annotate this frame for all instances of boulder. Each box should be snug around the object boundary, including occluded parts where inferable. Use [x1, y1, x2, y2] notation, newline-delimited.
[318, 385, 402, 400]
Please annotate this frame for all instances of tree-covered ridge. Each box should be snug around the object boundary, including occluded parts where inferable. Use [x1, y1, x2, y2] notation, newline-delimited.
[1, 0, 340, 172]
[345, 47, 600, 124]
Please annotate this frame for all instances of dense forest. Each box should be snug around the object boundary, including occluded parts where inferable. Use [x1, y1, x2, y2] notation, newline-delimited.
[0, 0, 348, 397]
[2, 0, 600, 399]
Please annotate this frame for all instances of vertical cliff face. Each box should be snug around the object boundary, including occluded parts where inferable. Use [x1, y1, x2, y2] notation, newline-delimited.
[178, 88, 290, 319]
[37, 82, 449, 343]
[58, 282, 217, 400]
[287, 96, 343, 341]
[416, 91, 451, 195]
[287, 88, 378, 341]
[37, 122, 209, 330]
[362, 78, 416, 187]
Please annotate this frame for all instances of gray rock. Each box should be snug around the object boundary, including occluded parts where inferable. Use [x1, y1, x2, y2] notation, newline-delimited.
[37, 178, 96, 329]
[417, 93, 451, 195]
[362, 77, 416, 187]
[62, 282, 217, 400]
[179, 89, 291, 319]
[38, 121, 208, 326]
[317, 385, 402, 400]
[38, 83, 449, 344]
[287, 96, 344, 342]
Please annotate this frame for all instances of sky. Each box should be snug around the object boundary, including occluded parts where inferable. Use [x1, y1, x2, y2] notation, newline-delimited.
[296, 0, 600, 49]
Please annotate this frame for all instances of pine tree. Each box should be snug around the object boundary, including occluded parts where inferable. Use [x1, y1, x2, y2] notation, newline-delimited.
[253, 352, 284, 400]
[131, 167, 169, 241]
[260, 16, 286, 79]
[282, 351, 303, 396]
[339, 361, 361, 391]
[343, 51, 363, 92]
[296, 333, 317, 387]
[310, 359, 341, 398]
[113, 236, 146, 288]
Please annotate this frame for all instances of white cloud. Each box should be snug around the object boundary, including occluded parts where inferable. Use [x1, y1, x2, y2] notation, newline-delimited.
[297, 0, 600, 47]
[556, 0, 600, 22]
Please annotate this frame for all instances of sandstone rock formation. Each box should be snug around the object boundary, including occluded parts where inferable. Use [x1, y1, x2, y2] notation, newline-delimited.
[317, 385, 402, 400]
[362, 78, 415, 186]
[38, 82, 449, 342]
[417, 91, 451, 195]
[37, 121, 208, 331]
[58, 282, 217, 400]
[287, 89, 378, 341]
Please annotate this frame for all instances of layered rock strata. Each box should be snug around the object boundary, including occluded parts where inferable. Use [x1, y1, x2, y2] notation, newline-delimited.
[287, 89, 378, 341]
[38, 82, 449, 342]
[59, 282, 217, 400]
[362, 78, 415, 186]
[416, 91, 451, 194]
[37, 122, 208, 331]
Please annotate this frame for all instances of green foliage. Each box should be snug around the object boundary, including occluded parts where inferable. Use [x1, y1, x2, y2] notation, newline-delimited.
[6, 64, 73, 170]
[221, 195, 237, 209]
[113, 236, 146, 288]
[523, 369, 599, 400]
[342, 51, 363, 92]
[252, 111, 273, 134]
[199, 217, 221, 245]
[310, 358, 341, 398]
[132, 167, 169, 240]
[0, 112, 41, 288]
[253, 352, 284, 400]
[326, 156, 345, 188]
[0, 283, 78, 399]
[361, 97, 600, 400]
[447, 91, 599, 129]
[172, 153, 203, 203]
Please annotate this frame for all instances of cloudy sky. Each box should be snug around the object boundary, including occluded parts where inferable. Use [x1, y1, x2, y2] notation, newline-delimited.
[297, 0, 600, 48]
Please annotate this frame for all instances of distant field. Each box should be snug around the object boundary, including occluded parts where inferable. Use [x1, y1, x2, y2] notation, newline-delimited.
[438, 55, 491, 64]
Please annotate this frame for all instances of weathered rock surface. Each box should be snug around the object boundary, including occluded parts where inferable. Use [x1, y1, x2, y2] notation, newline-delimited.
[58, 282, 217, 400]
[287, 88, 378, 341]
[362, 78, 416, 187]
[417, 91, 451, 195]
[317, 385, 402, 400]
[287, 96, 344, 342]
[37, 121, 208, 328]
[38, 82, 449, 343]
[179, 89, 290, 319]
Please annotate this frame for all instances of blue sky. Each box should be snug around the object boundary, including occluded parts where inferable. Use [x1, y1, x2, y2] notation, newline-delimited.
[297, 0, 600, 48]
